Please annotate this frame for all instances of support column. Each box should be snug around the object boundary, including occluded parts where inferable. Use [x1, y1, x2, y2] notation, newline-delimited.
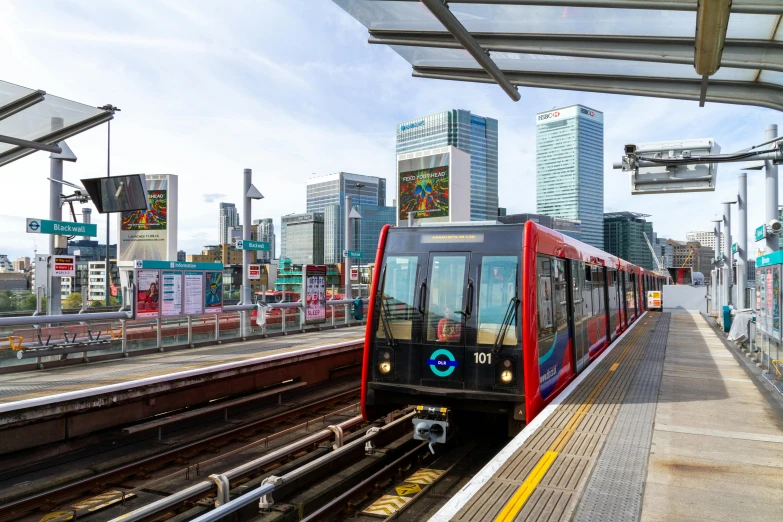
[242, 169, 252, 337]
[765, 124, 779, 253]
[723, 202, 734, 307]
[738, 173, 748, 309]
[345, 194, 353, 300]
[48, 117, 64, 316]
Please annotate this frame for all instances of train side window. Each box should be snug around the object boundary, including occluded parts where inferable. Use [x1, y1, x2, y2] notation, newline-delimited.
[553, 259, 568, 331]
[477, 256, 519, 346]
[375, 256, 419, 341]
[537, 256, 555, 337]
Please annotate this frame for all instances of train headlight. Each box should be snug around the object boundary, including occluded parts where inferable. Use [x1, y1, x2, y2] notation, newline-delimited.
[379, 361, 392, 374]
[500, 369, 513, 383]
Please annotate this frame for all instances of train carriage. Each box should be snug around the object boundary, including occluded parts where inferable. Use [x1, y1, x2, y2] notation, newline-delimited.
[362, 221, 665, 436]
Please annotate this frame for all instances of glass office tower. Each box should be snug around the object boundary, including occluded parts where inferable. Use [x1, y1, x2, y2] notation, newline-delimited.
[306, 172, 385, 213]
[536, 105, 604, 249]
[396, 109, 498, 221]
[280, 212, 324, 265]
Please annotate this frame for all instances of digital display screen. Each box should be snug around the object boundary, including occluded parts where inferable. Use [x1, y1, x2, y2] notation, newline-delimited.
[398, 152, 450, 221]
[122, 190, 167, 230]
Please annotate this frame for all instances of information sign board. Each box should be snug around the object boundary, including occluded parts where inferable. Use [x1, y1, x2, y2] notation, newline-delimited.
[161, 271, 183, 316]
[52, 255, 76, 277]
[303, 265, 326, 323]
[133, 260, 222, 319]
[249, 264, 261, 280]
[184, 271, 204, 315]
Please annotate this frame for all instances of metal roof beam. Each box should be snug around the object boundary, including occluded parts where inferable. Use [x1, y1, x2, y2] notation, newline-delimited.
[411, 65, 783, 111]
[0, 134, 61, 153]
[388, 0, 783, 15]
[371, 30, 783, 72]
[0, 90, 45, 122]
[419, 0, 520, 101]
[0, 111, 114, 168]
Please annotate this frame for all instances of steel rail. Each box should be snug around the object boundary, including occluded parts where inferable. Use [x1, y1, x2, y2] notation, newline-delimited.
[0, 388, 361, 520]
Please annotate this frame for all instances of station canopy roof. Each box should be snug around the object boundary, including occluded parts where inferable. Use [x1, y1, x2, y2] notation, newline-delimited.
[334, 0, 783, 111]
[0, 80, 114, 168]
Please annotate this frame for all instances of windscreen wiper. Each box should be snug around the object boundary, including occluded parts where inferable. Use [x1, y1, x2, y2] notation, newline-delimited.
[493, 297, 520, 354]
[379, 296, 397, 347]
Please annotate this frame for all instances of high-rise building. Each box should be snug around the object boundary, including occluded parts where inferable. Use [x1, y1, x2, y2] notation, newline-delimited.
[86, 261, 119, 302]
[253, 218, 276, 261]
[13, 257, 30, 272]
[668, 239, 714, 282]
[306, 172, 386, 213]
[397, 109, 498, 220]
[219, 202, 239, 245]
[603, 212, 654, 270]
[0, 255, 12, 272]
[685, 231, 725, 253]
[281, 213, 324, 265]
[324, 204, 397, 264]
[536, 105, 604, 249]
[177, 250, 186, 262]
[66, 240, 117, 262]
[498, 213, 582, 242]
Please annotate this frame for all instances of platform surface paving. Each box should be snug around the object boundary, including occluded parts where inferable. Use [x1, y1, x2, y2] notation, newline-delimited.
[442, 312, 783, 522]
[0, 326, 364, 405]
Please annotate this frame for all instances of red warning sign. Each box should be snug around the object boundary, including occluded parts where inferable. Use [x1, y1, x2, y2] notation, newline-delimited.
[52, 256, 76, 277]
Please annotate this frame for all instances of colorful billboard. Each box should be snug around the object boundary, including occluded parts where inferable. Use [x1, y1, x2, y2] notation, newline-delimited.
[117, 175, 178, 262]
[398, 153, 450, 221]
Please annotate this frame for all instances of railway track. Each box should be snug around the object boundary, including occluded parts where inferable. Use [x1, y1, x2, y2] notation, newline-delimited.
[0, 382, 362, 522]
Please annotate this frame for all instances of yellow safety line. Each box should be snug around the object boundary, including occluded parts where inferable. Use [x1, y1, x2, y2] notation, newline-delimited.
[494, 451, 559, 522]
[493, 318, 653, 522]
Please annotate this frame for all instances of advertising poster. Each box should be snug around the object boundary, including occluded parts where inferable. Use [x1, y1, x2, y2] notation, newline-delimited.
[118, 176, 170, 261]
[136, 269, 160, 318]
[774, 266, 780, 337]
[184, 271, 204, 315]
[304, 265, 326, 323]
[204, 271, 223, 314]
[161, 271, 182, 317]
[398, 165, 449, 220]
[758, 270, 767, 335]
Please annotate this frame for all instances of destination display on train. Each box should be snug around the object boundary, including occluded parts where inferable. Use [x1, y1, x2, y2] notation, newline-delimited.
[421, 233, 484, 243]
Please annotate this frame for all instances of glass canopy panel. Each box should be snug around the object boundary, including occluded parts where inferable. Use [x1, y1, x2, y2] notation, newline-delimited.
[725, 13, 780, 39]
[759, 70, 783, 87]
[0, 80, 104, 156]
[393, 46, 758, 81]
[0, 81, 36, 110]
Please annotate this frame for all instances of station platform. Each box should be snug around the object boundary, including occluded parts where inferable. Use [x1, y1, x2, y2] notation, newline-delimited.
[433, 312, 783, 522]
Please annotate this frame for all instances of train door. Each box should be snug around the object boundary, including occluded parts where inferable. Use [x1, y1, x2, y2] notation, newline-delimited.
[569, 260, 590, 373]
[620, 270, 628, 328]
[421, 252, 471, 385]
[536, 256, 569, 398]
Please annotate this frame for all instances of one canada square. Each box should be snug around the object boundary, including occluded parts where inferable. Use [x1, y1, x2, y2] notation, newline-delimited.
[536, 105, 604, 249]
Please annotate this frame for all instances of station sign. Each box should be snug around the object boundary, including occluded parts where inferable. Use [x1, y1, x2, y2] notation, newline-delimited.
[248, 264, 261, 280]
[52, 255, 76, 277]
[27, 218, 97, 237]
[756, 225, 766, 241]
[237, 240, 270, 251]
[347, 250, 364, 259]
[732, 243, 737, 255]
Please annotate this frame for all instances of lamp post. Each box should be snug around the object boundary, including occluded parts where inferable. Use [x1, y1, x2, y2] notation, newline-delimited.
[711, 217, 723, 313]
[355, 183, 365, 297]
[242, 169, 263, 338]
[97, 105, 120, 307]
[723, 199, 737, 307]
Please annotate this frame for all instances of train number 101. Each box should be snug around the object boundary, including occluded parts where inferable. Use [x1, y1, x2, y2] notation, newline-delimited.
[474, 352, 492, 364]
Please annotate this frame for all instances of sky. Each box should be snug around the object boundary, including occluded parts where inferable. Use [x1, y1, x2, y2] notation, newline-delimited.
[0, 0, 780, 262]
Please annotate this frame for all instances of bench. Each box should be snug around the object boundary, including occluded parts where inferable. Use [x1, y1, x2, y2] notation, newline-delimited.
[123, 381, 307, 439]
[8, 322, 118, 367]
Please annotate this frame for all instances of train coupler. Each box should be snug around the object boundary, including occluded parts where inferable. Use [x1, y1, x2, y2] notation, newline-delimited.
[412, 405, 449, 454]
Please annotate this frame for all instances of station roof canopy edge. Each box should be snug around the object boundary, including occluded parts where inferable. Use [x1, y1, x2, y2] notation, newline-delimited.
[0, 79, 115, 168]
[334, 0, 783, 111]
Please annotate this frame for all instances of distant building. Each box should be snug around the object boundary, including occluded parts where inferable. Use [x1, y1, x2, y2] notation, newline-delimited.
[397, 109, 498, 220]
[13, 257, 30, 272]
[686, 230, 725, 254]
[274, 259, 342, 294]
[253, 218, 276, 262]
[668, 239, 714, 282]
[219, 202, 239, 245]
[177, 250, 186, 262]
[536, 105, 604, 249]
[306, 172, 386, 213]
[0, 273, 27, 291]
[324, 204, 396, 264]
[187, 245, 221, 264]
[603, 212, 654, 270]
[86, 261, 119, 302]
[281, 212, 324, 265]
[0, 255, 12, 271]
[747, 259, 756, 283]
[67, 239, 117, 262]
[498, 212, 582, 242]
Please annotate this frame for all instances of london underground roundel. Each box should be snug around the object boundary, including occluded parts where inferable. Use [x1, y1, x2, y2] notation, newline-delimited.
[427, 348, 458, 377]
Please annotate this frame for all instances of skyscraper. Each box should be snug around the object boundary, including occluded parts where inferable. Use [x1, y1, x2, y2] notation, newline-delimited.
[603, 212, 654, 270]
[536, 105, 604, 249]
[307, 173, 394, 264]
[253, 218, 276, 261]
[219, 202, 239, 245]
[685, 230, 726, 253]
[396, 109, 498, 221]
[280, 212, 324, 265]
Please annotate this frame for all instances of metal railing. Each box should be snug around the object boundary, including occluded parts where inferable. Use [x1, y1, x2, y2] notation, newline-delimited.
[0, 297, 368, 370]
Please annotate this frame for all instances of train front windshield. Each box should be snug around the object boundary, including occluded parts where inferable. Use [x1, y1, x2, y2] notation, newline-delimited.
[371, 225, 524, 392]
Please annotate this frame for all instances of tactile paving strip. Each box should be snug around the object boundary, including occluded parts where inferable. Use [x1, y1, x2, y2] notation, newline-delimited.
[0, 327, 364, 402]
[573, 314, 670, 522]
[453, 314, 662, 522]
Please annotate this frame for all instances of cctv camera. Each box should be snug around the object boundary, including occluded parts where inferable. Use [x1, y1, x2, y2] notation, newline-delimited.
[768, 219, 782, 234]
[624, 144, 637, 154]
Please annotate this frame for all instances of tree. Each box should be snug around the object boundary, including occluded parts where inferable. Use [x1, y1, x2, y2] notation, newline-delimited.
[0, 291, 14, 312]
[63, 292, 83, 309]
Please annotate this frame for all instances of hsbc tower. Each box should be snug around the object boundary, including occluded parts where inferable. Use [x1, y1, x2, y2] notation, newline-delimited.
[535, 105, 604, 249]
